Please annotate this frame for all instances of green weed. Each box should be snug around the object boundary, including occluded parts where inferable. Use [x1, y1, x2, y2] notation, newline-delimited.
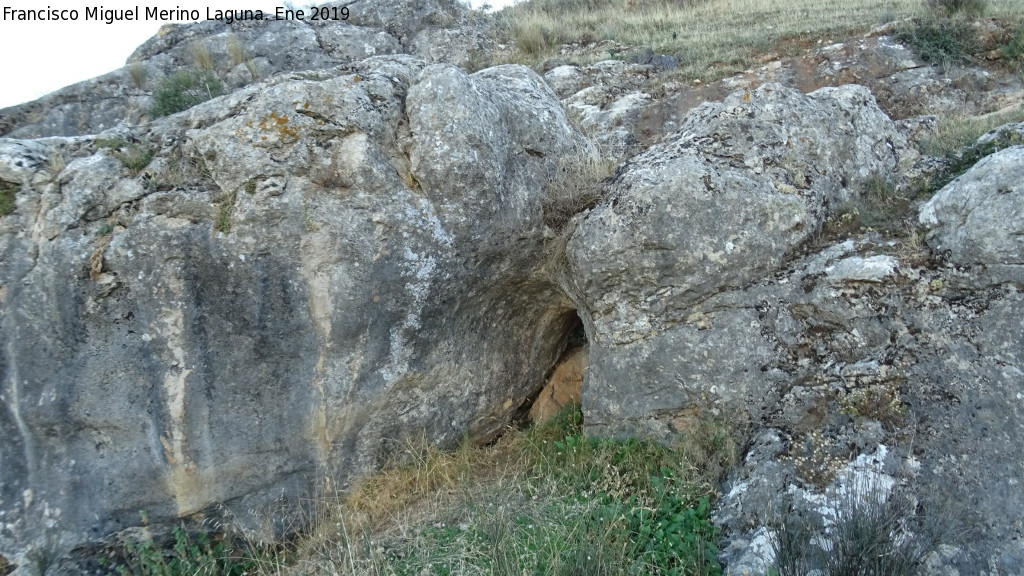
[96, 138, 153, 176]
[896, 18, 978, 67]
[0, 180, 17, 217]
[112, 523, 255, 576]
[150, 69, 224, 118]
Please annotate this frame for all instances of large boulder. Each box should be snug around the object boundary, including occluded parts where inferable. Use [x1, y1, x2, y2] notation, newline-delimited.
[565, 83, 919, 436]
[919, 145, 1024, 287]
[0, 57, 586, 569]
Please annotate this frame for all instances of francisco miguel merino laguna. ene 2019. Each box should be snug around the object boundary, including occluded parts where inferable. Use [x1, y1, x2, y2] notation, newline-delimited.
[2, 6, 349, 23]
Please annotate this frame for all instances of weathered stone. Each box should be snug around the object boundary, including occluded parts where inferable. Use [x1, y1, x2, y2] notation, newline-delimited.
[825, 254, 900, 284]
[567, 83, 916, 349]
[0, 57, 587, 568]
[920, 145, 1024, 287]
[529, 347, 587, 424]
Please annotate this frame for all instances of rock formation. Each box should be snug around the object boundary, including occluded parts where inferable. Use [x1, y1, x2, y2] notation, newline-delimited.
[1, 52, 589, 572]
[2, 1, 1024, 575]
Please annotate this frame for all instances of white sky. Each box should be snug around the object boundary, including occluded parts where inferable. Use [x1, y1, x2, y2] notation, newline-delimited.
[0, 0, 515, 109]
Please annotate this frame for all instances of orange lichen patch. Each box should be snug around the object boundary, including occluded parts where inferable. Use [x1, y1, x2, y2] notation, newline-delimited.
[258, 111, 301, 141]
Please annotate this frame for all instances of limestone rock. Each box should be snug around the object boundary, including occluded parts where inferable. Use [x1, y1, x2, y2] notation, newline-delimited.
[0, 57, 586, 568]
[919, 145, 1024, 287]
[529, 347, 587, 424]
[0, 0, 490, 139]
[568, 83, 916, 349]
[825, 255, 900, 284]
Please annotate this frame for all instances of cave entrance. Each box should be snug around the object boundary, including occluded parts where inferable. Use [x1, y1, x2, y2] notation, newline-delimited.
[519, 310, 589, 424]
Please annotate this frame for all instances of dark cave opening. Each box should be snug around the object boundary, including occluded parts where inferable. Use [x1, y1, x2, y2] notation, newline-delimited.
[512, 309, 589, 424]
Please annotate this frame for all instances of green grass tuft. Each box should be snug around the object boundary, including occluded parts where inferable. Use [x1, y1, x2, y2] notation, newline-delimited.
[0, 180, 17, 217]
[150, 69, 224, 119]
[96, 138, 153, 176]
[896, 17, 978, 67]
[215, 193, 236, 235]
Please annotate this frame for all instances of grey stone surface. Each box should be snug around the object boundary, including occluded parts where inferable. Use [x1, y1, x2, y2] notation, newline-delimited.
[3, 9, 1024, 575]
[0, 0, 491, 139]
[0, 57, 585, 570]
[919, 145, 1024, 287]
[567, 83, 916, 351]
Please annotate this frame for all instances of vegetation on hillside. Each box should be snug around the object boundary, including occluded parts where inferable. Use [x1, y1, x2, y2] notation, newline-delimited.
[494, 0, 1022, 81]
[111, 405, 738, 575]
[149, 69, 224, 118]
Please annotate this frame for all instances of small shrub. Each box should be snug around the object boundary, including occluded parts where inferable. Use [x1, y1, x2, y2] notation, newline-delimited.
[896, 18, 978, 67]
[1001, 25, 1024, 69]
[542, 152, 614, 232]
[128, 61, 149, 89]
[112, 523, 256, 576]
[839, 383, 907, 431]
[789, 431, 848, 488]
[0, 180, 17, 216]
[96, 138, 153, 176]
[925, 0, 987, 17]
[823, 175, 910, 239]
[769, 483, 959, 576]
[150, 69, 224, 118]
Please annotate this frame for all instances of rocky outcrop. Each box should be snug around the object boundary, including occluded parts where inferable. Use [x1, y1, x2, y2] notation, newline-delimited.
[4, 5, 1024, 574]
[920, 144, 1024, 287]
[0, 57, 586, 570]
[708, 235, 1024, 575]
[547, 28, 1024, 160]
[0, 0, 494, 139]
[559, 81, 1024, 573]
[566, 82, 918, 434]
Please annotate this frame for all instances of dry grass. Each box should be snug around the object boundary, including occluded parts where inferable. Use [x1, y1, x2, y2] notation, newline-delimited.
[542, 150, 615, 232]
[919, 103, 1024, 157]
[496, 0, 1023, 79]
[128, 61, 149, 89]
[190, 41, 216, 72]
[270, 405, 736, 575]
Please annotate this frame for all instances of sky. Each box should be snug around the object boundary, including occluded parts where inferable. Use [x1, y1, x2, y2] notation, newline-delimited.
[0, 0, 515, 109]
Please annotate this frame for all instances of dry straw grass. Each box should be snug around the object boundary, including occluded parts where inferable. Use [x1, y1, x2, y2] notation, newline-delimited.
[497, 0, 1023, 79]
[270, 406, 737, 575]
